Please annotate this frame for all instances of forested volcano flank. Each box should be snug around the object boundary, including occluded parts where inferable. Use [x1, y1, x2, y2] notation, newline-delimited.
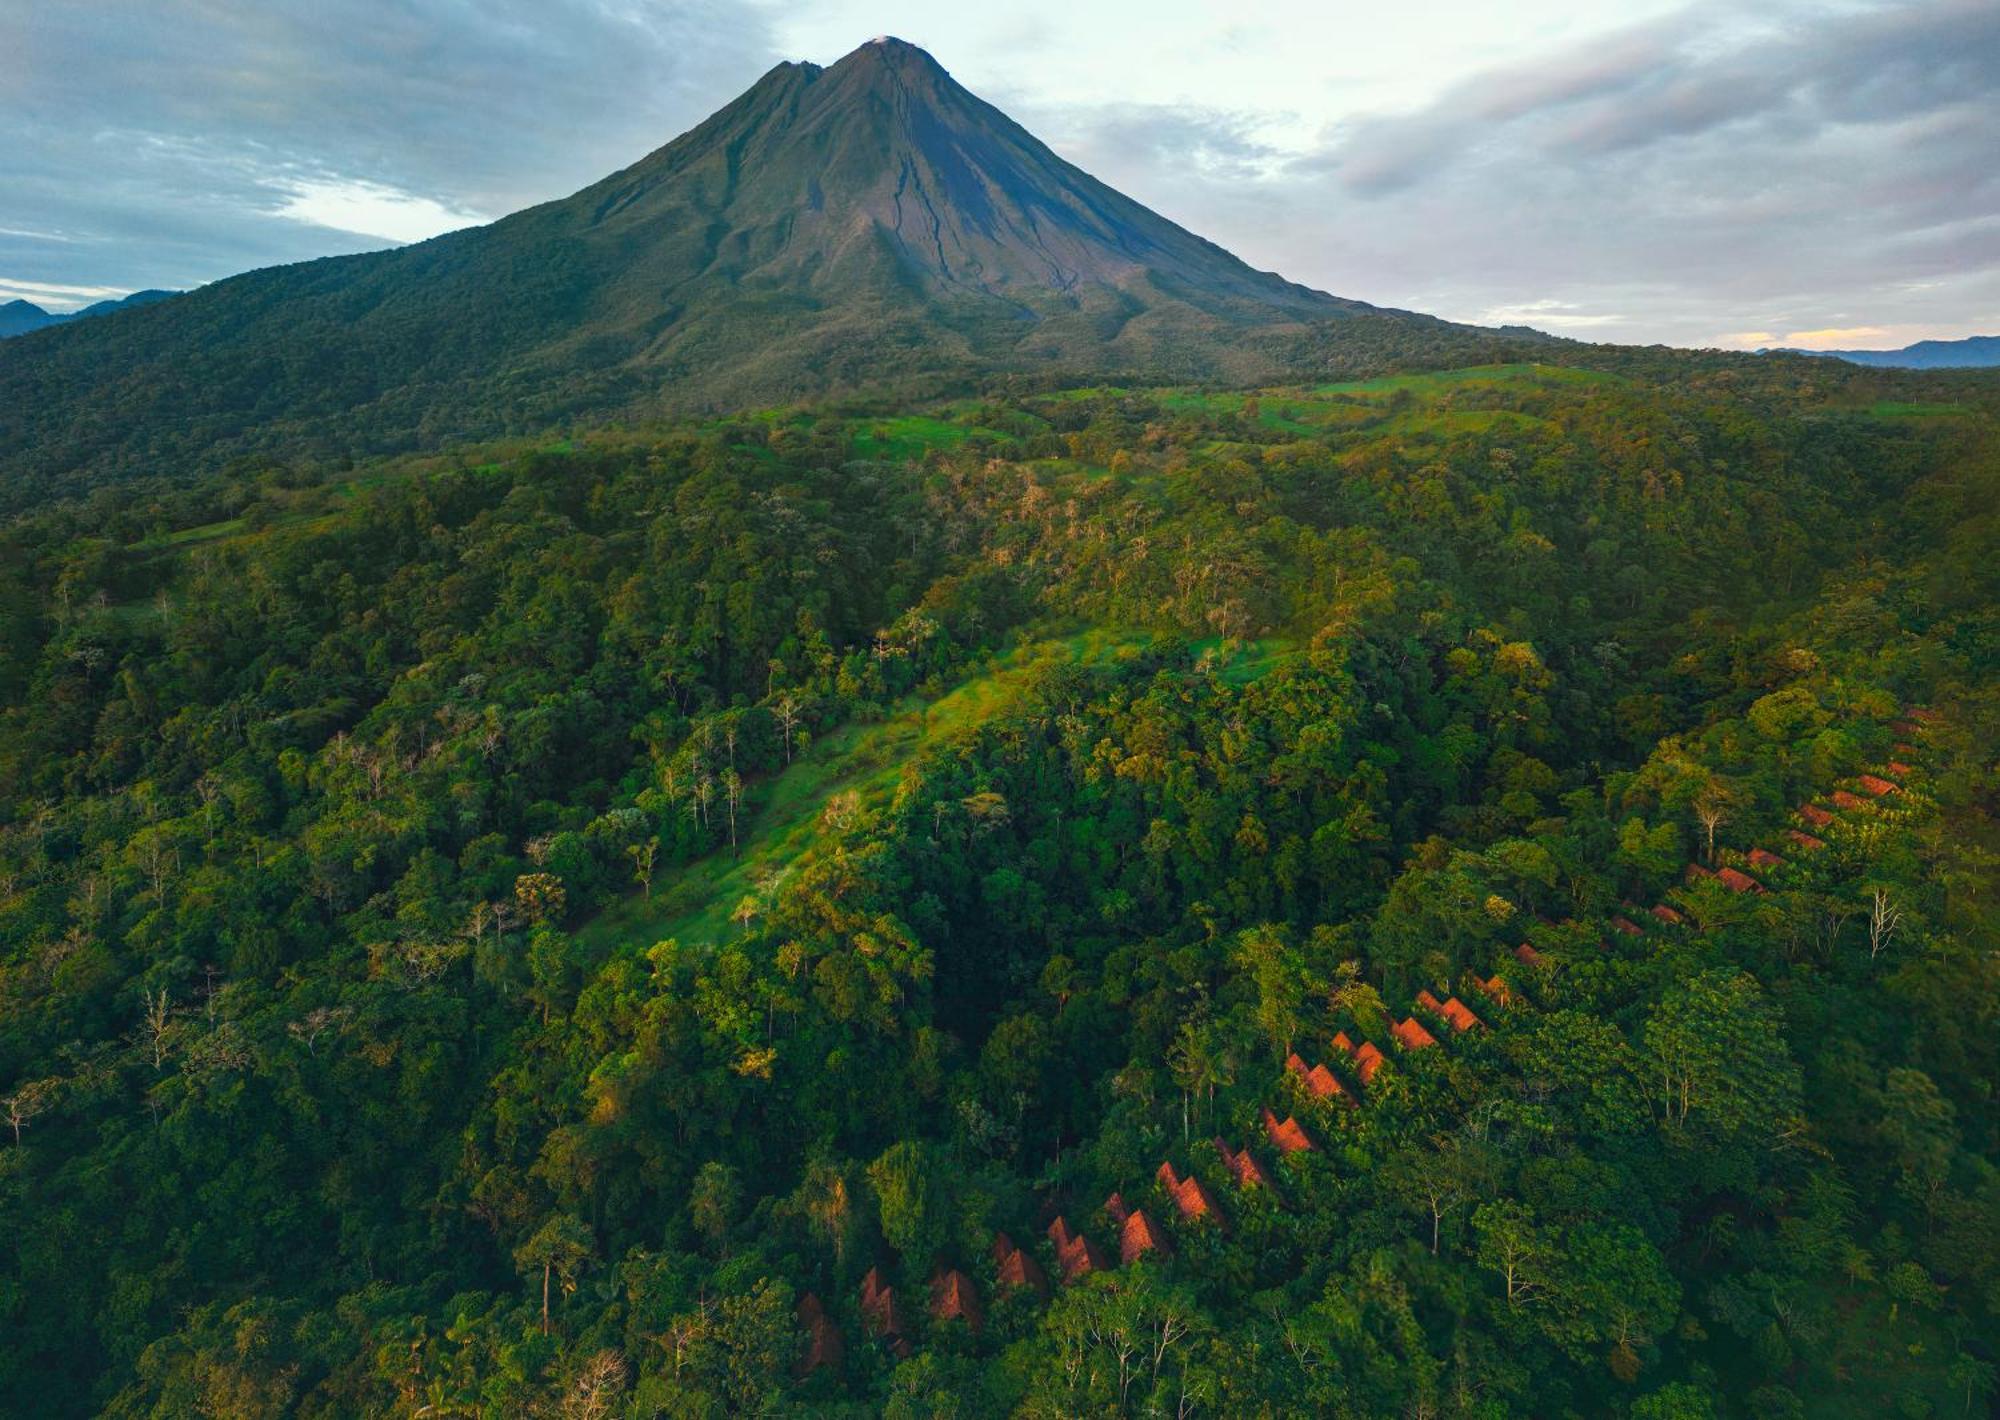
[0, 37, 1470, 510]
[2, 360, 1997, 1416]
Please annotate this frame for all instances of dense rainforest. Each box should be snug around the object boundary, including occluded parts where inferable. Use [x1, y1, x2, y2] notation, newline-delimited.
[0, 358, 1995, 1418]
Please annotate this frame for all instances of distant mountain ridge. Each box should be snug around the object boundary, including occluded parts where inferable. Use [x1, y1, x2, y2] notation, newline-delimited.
[0, 289, 178, 338]
[1791, 334, 2000, 369]
[0, 37, 1508, 508]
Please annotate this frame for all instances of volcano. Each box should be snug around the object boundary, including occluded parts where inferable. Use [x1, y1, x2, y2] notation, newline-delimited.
[0, 38, 1469, 505]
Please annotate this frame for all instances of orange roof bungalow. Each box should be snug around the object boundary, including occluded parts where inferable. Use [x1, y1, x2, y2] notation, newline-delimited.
[1442, 996, 1484, 1032]
[1214, 1137, 1278, 1191]
[1856, 774, 1900, 798]
[1514, 942, 1545, 967]
[1285, 1052, 1353, 1105]
[1157, 1162, 1228, 1229]
[1907, 707, 1941, 725]
[1715, 867, 1763, 894]
[1797, 803, 1835, 827]
[1390, 1015, 1439, 1051]
[990, 1232, 1051, 1298]
[795, 1293, 844, 1377]
[1890, 719, 1922, 737]
[1470, 973, 1518, 1010]
[1610, 915, 1643, 936]
[1115, 1207, 1173, 1265]
[995, 1245, 1049, 1298]
[1650, 903, 1685, 926]
[1747, 848, 1784, 871]
[860, 1268, 912, 1346]
[1685, 862, 1715, 883]
[1417, 989, 1484, 1032]
[1786, 829, 1827, 851]
[1046, 1217, 1109, 1282]
[1355, 1040, 1387, 1080]
[1261, 1106, 1315, 1155]
[930, 1268, 983, 1333]
[1885, 761, 1914, 779]
[1830, 790, 1869, 811]
[1331, 1030, 1389, 1084]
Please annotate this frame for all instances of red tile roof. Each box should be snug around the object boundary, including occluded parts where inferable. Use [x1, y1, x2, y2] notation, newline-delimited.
[1651, 903, 1684, 925]
[1685, 862, 1714, 881]
[1116, 1208, 1173, 1264]
[929, 1268, 983, 1332]
[1798, 803, 1834, 826]
[1908, 707, 1940, 724]
[1856, 774, 1900, 797]
[994, 1243, 1049, 1297]
[1286, 1052, 1352, 1104]
[1885, 761, 1913, 778]
[1785, 829, 1826, 851]
[1611, 915, 1643, 936]
[990, 1231, 1016, 1267]
[1830, 790, 1868, 811]
[1715, 867, 1762, 894]
[1332, 1031, 1387, 1084]
[1213, 1137, 1278, 1191]
[1103, 1191, 1131, 1226]
[1472, 973, 1518, 1009]
[1515, 942, 1545, 967]
[1439, 996, 1483, 1032]
[1157, 1162, 1227, 1227]
[860, 1268, 910, 1341]
[1417, 989, 1483, 1031]
[1353, 1041, 1387, 1083]
[1391, 1015, 1438, 1051]
[1047, 1217, 1108, 1281]
[1747, 848, 1784, 870]
[1892, 743, 1917, 758]
[796, 1293, 844, 1377]
[1261, 1106, 1315, 1154]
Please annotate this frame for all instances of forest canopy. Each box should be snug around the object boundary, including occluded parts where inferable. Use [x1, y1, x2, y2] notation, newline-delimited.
[0, 358, 1995, 1418]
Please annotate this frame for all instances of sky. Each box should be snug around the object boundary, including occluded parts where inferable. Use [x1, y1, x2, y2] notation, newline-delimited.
[2, 0, 1994, 350]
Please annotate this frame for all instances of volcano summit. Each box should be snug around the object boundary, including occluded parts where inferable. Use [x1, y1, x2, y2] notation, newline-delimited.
[0, 38, 1468, 506]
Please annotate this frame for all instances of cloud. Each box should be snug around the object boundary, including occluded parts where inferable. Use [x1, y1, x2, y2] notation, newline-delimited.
[1016, 0, 2000, 346]
[0, 0, 777, 304]
[1475, 299, 1625, 330]
[0, 277, 132, 305]
[1783, 326, 1892, 349]
[272, 179, 486, 244]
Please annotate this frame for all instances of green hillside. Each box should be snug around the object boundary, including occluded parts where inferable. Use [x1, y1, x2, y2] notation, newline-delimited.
[0, 354, 1995, 1416]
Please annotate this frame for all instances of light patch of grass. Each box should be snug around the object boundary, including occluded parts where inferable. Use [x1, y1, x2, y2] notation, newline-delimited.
[134, 518, 247, 550]
[1866, 400, 1971, 418]
[1310, 363, 1620, 399]
[578, 628, 1154, 955]
[849, 414, 980, 462]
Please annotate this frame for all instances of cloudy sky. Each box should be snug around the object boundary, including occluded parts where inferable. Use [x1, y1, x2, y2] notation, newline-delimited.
[3, 0, 1994, 349]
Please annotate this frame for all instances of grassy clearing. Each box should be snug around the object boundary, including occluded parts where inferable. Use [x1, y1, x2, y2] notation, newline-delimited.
[1311, 362, 1620, 399]
[1866, 400, 1972, 418]
[849, 414, 983, 461]
[577, 628, 1158, 955]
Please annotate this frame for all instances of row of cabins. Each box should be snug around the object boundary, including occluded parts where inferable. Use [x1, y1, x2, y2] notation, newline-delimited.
[802, 718, 1942, 1374]
[838, 1262, 992, 1365]
[1613, 737, 1928, 943]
